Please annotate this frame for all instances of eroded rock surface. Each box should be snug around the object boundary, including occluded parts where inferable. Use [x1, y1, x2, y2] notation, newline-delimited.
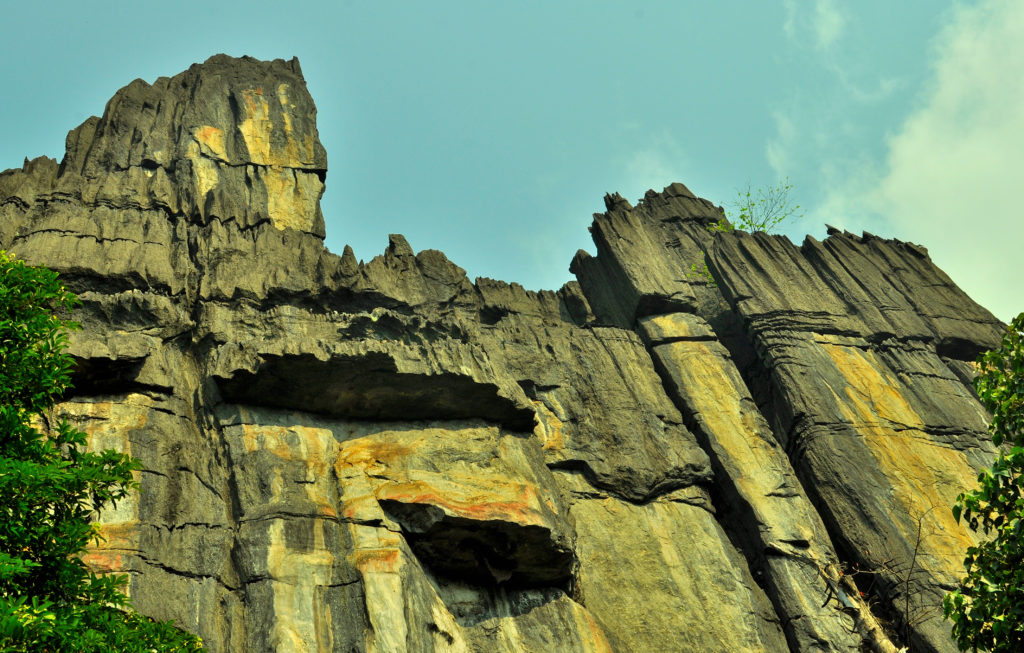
[0, 55, 1006, 652]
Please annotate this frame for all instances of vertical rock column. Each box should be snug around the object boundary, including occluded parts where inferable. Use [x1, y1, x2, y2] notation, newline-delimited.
[571, 183, 877, 652]
[0, 54, 335, 650]
[708, 228, 1003, 653]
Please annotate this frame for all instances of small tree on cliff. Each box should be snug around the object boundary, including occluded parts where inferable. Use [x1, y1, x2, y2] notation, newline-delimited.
[731, 176, 805, 232]
[687, 178, 804, 283]
[944, 311, 1024, 651]
[708, 176, 806, 234]
[0, 251, 203, 651]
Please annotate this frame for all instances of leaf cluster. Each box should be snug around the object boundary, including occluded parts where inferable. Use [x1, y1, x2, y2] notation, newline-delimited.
[684, 253, 716, 286]
[944, 312, 1024, 651]
[0, 251, 203, 651]
[712, 177, 805, 235]
[692, 179, 803, 287]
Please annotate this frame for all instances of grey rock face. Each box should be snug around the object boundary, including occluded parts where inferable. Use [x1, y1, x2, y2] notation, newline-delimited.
[0, 55, 1004, 652]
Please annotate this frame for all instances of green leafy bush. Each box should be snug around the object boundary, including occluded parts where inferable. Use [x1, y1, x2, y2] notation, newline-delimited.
[690, 178, 804, 286]
[944, 312, 1024, 651]
[0, 251, 203, 651]
[708, 177, 805, 235]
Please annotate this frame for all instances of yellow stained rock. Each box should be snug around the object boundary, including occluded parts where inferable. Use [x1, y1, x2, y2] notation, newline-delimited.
[238, 88, 274, 165]
[570, 604, 615, 653]
[264, 519, 337, 653]
[532, 400, 565, 451]
[641, 312, 714, 341]
[225, 85, 323, 231]
[822, 341, 981, 572]
[185, 140, 219, 199]
[194, 125, 228, 162]
[820, 337, 925, 429]
[58, 396, 159, 581]
[570, 492, 786, 652]
[238, 84, 316, 167]
[238, 423, 337, 512]
[653, 340, 814, 545]
[263, 165, 322, 232]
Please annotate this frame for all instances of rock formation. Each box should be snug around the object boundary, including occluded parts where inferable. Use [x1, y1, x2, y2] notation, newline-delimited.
[0, 55, 1006, 652]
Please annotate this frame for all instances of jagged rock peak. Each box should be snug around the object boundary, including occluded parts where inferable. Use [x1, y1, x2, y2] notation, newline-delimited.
[52, 54, 328, 236]
[602, 191, 633, 212]
[649, 180, 696, 199]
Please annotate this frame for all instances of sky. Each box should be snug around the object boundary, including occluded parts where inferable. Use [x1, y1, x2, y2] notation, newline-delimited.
[1, 0, 1019, 322]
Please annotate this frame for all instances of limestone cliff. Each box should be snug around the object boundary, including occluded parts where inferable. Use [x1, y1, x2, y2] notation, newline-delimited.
[0, 55, 1005, 653]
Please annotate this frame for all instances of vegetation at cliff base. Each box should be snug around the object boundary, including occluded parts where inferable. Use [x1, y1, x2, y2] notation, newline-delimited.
[0, 251, 203, 651]
[944, 311, 1024, 651]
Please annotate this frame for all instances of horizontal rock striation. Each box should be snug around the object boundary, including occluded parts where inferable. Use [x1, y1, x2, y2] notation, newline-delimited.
[0, 54, 1005, 652]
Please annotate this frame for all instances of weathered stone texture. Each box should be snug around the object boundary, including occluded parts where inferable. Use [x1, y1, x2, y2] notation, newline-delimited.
[707, 232, 1001, 653]
[0, 55, 1006, 652]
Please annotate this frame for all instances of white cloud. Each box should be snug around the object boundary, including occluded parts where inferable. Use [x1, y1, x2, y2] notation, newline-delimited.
[783, 0, 798, 41]
[625, 149, 675, 192]
[618, 132, 690, 202]
[783, 0, 846, 51]
[766, 110, 797, 180]
[812, 0, 845, 50]
[825, 0, 1024, 322]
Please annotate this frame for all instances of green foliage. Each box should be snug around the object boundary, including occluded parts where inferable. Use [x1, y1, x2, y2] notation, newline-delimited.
[709, 177, 805, 235]
[0, 251, 203, 651]
[684, 252, 716, 285]
[944, 312, 1024, 651]
[691, 179, 803, 286]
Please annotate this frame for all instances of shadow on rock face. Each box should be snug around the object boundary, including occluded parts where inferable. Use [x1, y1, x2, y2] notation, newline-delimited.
[381, 498, 576, 628]
[214, 352, 536, 429]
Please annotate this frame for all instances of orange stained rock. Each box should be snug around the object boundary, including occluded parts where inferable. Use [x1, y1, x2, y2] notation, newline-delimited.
[316, 504, 338, 518]
[336, 437, 415, 474]
[340, 494, 382, 521]
[350, 548, 402, 574]
[568, 603, 614, 653]
[240, 423, 336, 460]
[374, 479, 547, 528]
[92, 521, 139, 548]
[194, 125, 228, 161]
[81, 550, 124, 574]
[82, 522, 139, 574]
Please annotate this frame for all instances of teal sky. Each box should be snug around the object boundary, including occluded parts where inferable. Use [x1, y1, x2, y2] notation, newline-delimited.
[2, 1, 1020, 321]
